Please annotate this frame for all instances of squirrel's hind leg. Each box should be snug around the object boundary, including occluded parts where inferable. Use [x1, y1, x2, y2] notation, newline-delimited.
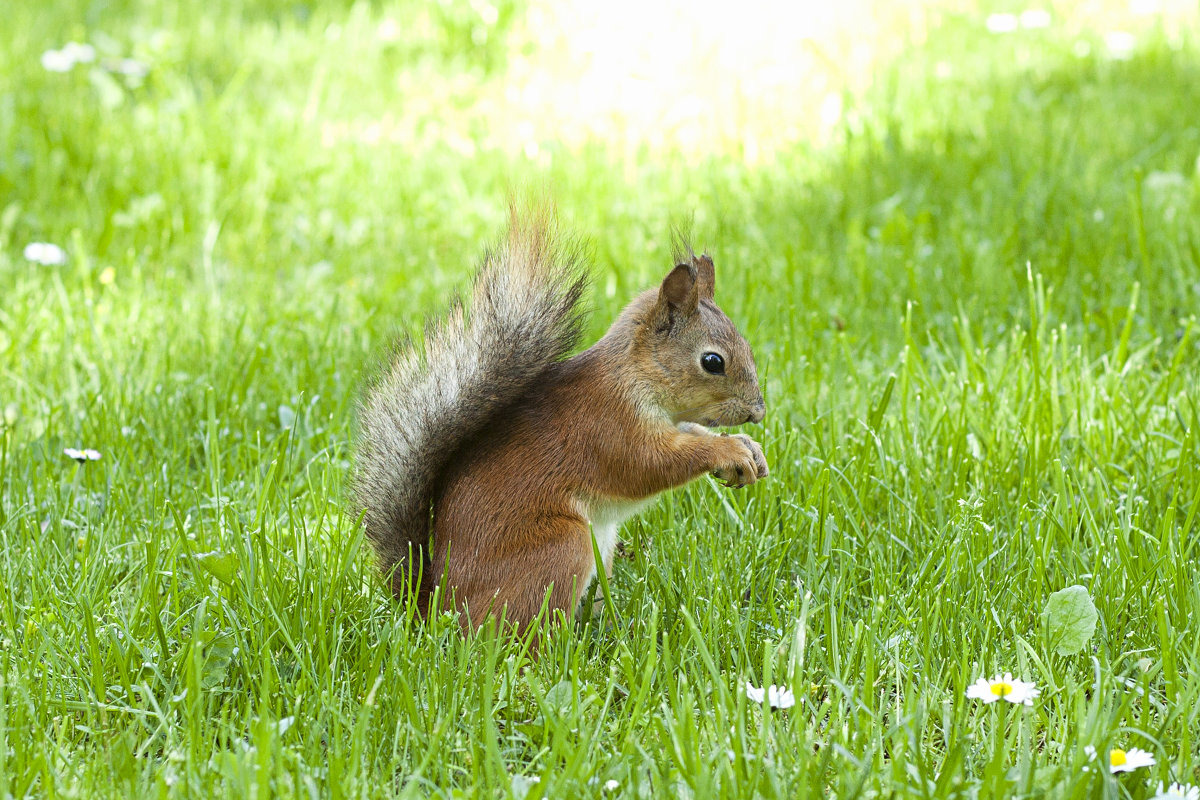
[457, 516, 596, 632]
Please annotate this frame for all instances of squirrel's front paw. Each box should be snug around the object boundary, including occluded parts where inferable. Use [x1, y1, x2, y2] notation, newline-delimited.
[713, 434, 769, 488]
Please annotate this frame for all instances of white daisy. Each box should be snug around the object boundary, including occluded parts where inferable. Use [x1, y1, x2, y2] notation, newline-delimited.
[1084, 744, 1156, 773]
[1153, 783, 1200, 800]
[23, 242, 68, 265]
[41, 49, 75, 72]
[603, 780, 620, 791]
[64, 448, 102, 462]
[745, 682, 796, 709]
[39, 42, 95, 72]
[965, 673, 1039, 706]
[59, 42, 95, 64]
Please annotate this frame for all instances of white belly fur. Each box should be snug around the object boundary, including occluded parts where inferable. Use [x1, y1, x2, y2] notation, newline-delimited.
[577, 496, 656, 587]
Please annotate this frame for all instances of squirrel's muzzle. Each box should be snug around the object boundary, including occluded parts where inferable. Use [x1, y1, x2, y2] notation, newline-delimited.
[747, 399, 766, 424]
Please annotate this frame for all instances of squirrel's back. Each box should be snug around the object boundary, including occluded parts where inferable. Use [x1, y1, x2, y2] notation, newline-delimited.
[352, 207, 589, 598]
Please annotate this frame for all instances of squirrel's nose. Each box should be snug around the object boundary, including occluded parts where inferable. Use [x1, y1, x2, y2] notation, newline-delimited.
[747, 399, 766, 424]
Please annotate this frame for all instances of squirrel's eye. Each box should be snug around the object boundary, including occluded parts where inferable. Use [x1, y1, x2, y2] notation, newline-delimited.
[700, 352, 725, 375]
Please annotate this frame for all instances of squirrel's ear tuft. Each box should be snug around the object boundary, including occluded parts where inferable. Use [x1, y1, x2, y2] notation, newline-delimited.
[694, 254, 715, 301]
[653, 263, 699, 333]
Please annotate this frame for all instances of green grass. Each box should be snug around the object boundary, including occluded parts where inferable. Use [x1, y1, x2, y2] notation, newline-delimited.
[2, 0, 1199, 797]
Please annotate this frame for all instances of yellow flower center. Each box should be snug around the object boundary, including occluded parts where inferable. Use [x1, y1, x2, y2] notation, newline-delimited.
[1109, 749, 1127, 766]
[990, 682, 1013, 697]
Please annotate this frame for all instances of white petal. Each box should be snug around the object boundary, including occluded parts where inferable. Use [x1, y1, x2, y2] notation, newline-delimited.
[1152, 783, 1198, 800]
[966, 679, 1001, 703]
[1126, 747, 1155, 763]
[745, 683, 765, 703]
[603, 780, 620, 791]
[1001, 679, 1040, 705]
[1110, 747, 1156, 772]
[40, 49, 75, 72]
[765, 685, 796, 709]
[23, 242, 68, 265]
[64, 447, 101, 462]
[60, 42, 95, 63]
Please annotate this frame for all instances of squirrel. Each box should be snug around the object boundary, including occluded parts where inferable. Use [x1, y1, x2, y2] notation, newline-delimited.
[352, 206, 768, 630]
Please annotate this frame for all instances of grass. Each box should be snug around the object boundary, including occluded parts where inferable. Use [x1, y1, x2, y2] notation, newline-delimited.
[2, 0, 1199, 796]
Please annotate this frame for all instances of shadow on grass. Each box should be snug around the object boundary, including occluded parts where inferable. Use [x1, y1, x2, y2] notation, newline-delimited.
[754, 43, 1200, 353]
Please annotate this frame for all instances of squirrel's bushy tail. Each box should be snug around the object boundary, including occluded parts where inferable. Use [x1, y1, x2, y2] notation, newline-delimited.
[353, 207, 589, 599]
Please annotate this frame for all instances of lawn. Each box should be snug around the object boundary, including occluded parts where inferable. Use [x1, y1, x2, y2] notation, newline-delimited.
[2, 0, 1199, 797]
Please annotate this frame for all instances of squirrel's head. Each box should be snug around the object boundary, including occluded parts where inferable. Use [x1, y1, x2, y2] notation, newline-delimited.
[626, 253, 766, 428]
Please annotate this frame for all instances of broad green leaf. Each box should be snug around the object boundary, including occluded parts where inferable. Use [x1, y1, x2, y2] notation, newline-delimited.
[1043, 585, 1098, 656]
[193, 551, 239, 585]
[542, 680, 573, 714]
[201, 637, 235, 689]
[510, 775, 541, 799]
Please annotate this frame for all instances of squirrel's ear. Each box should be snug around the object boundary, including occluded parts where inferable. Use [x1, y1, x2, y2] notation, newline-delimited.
[652, 263, 699, 333]
[694, 254, 715, 301]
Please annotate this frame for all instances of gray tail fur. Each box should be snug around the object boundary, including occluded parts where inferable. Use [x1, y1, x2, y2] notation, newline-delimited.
[352, 206, 589, 598]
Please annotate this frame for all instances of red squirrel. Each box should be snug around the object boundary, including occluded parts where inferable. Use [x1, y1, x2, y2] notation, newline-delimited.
[353, 207, 768, 629]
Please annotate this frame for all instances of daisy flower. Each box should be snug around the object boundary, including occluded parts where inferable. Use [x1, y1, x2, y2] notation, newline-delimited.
[60, 42, 96, 64]
[1153, 783, 1200, 800]
[39, 42, 95, 72]
[23, 242, 68, 265]
[40, 49, 76, 72]
[745, 682, 796, 709]
[64, 448, 102, 462]
[965, 673, 1039, 706]
[1084, 744, 1156, 773]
